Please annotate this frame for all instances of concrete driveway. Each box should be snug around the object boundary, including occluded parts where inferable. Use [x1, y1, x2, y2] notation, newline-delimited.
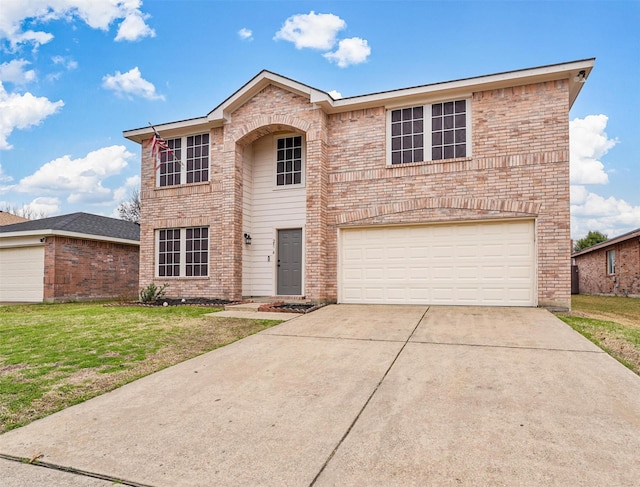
[1, 305, 639, 486]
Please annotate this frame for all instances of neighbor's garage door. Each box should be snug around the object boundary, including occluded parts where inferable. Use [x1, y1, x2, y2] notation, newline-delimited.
[340, 220, 535, 306]
[0, 246, 45, 302]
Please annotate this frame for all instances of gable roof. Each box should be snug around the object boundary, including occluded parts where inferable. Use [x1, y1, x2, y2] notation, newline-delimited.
[572, 228, 640, 257]
[123, 58, 595, 143]
[0, 211, 28, 226]
[0, 212, 140, 244]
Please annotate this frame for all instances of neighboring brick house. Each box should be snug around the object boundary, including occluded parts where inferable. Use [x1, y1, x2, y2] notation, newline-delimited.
[0, 213, 140, 302]
[124, 59, 594, 310]
[572, 228, 640, 297]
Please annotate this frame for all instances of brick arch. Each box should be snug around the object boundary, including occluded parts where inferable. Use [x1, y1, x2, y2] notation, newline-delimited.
[234, 115, 313, 146]
[335, 197, 542, 225]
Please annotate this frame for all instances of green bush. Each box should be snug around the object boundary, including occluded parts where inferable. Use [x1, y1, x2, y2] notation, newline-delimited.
[139, 282, 169, 303]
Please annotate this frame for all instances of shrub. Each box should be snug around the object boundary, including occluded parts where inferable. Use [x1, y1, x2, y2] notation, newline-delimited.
[139, 282, 169, 303]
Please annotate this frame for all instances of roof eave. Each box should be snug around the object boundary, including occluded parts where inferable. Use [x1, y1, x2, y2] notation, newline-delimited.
[207, 70, 329, 123]
[123, 117, 213, 144]
[316, 58, 595, 113]
[0, 229, 139, 246]
[123, 58, 595, 141]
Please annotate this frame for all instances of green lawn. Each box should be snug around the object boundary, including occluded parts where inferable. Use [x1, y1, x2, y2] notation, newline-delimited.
[557, 295, 640, 375]
[0, 303, 281, 433]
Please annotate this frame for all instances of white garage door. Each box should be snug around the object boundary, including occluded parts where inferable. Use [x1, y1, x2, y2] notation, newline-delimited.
[0, 246, 45, 302]
[340, 220, 535, 306]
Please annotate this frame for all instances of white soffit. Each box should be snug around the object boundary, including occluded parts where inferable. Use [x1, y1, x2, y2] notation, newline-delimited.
[123, 59, 594, 142]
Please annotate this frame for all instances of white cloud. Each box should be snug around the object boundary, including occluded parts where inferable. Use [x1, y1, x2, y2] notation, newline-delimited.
[0, 163, 13, 183]
[0, 82, 64, 150]
[0, 59, 36, 84]
[570, 114, 617, 185]
[274, 11, 345, 50]
[571, 186, 640, 239]
[15, 145, 134, 205]
[102, 67, 164, 101]
[238, 28, 253, 41]
[0, 0, 154, 49]
[328, 89, 342, 99]
[25, 196, 60, 216]
[323, 37, 371, 67]
[113, 175, 140, 202]
[52, 55, 78, 71]
[568, 114, 639, 238]
[115, 11, 155, 42]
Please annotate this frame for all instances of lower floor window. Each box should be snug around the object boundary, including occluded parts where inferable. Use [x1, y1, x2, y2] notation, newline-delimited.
[157, 227, 209, 277]
[606, 249, 616, 275]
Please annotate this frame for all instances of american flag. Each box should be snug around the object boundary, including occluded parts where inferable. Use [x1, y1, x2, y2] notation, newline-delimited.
[149, 126, 174, 170]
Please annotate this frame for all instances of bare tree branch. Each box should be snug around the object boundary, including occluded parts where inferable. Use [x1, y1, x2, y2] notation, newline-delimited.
[0, 203, 48, 220]
[117, 187, 141, 224]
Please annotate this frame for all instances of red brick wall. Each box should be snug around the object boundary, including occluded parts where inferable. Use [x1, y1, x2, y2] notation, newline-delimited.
[43, 236, 139, 302]
[139, 79, 572, 309]
[575, 239, 640, 296]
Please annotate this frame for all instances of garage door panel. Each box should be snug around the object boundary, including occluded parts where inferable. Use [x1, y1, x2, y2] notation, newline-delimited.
[0, 246, 44, 302]
[340, 220, 535, 306]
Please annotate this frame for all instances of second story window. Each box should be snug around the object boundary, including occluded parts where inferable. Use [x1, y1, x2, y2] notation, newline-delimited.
[389, 100, 469, 165]
[158, 134, 209, 187]
[276, 135, 303, 186]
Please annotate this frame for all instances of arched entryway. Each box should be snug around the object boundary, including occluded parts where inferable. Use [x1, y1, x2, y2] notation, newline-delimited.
[235, 123, 307, 297]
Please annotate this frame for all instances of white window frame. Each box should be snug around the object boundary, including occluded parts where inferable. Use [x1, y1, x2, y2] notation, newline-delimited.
[274, 134, 305, 189]
[155, 227, 209, 278]
[386, 99, 471, 165]
[606, 249, 616, 275]
[156, 133, 210, 187]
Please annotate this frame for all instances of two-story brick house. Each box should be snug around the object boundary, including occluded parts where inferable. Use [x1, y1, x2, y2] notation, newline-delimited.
[124, 59, 594, 310]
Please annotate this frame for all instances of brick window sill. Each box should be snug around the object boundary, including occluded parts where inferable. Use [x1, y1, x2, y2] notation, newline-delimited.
[386, 156, 472, 169]
[155, 276, 210, 280]
[154, 181, 211, 192]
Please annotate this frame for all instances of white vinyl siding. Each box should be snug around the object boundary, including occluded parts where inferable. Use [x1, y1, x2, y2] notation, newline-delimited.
[0, 245, 44, 302]
[339, 220, 535, 306]
[242, 135, 306, 296]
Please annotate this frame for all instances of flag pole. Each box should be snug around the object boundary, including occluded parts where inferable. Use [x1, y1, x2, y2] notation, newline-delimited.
[148, 123, 183, 168]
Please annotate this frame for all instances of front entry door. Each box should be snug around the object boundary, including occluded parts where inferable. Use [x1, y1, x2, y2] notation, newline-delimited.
[277, 229, 302, 295]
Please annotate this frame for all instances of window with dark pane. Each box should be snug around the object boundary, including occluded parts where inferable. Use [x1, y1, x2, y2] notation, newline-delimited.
[276, 136, 303, 186]
[186, 134, 209, 184]
[390, 106, 424, 164]
[185, 227, 208, 277]
[431, 100, 466, 161]
[158, 228, 180, 277]
[159, 138, 181, 187]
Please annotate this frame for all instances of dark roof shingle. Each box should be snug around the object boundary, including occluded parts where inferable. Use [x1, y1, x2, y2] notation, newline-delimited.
[0, 212, 140, 242]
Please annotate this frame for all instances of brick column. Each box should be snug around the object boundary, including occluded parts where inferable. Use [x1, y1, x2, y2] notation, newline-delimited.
[304, 112, 331, 302]
[220, 138, 244, 300]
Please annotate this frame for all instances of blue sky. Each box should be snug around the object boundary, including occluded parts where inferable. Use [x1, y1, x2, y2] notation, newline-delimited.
[0, 0, 638, 239]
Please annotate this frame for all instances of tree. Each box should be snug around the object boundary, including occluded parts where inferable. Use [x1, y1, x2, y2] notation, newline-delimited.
[117, 188, 141, 224]
[0, 203, 48, 220]
[574, 230, 608, 252]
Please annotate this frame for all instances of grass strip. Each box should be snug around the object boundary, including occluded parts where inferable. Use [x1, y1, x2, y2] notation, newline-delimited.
[0, 303, 281, 433]
[557, 314, 640, 375]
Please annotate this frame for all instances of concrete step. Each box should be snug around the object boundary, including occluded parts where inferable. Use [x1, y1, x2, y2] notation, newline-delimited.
[225, 303, 262, 312]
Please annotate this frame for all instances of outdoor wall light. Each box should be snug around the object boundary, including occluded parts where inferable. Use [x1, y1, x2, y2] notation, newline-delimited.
[244, 233, 252, 245]
[575, 70, 587, 83]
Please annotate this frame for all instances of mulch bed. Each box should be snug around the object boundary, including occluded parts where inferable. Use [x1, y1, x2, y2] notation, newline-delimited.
[108, 299, 324, 314]
[257, 302, 323, 314]
[107, 298, 235, 308]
